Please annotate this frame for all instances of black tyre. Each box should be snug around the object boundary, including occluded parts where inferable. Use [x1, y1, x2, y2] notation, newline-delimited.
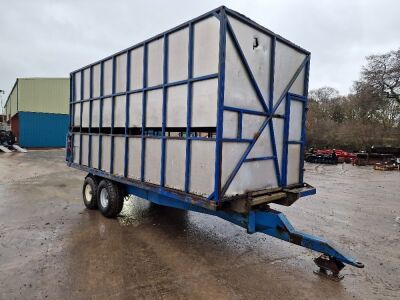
[97, 179, 125, 218]
[82, 175, 99, 209]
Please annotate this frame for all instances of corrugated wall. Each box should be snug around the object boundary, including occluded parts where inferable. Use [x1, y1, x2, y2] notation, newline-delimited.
[18, 112, 69, 148]
[18, 78, 69, 114]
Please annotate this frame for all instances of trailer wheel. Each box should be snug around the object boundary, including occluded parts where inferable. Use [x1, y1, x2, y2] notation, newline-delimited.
[97, 179, 125, 218]
[82, 176, 99, 209]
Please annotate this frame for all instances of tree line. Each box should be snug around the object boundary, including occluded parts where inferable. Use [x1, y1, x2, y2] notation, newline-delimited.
[307, 48, 400, 151]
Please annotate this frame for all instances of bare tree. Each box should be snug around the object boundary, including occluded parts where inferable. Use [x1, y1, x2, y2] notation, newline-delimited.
[360, 49, 400, 105]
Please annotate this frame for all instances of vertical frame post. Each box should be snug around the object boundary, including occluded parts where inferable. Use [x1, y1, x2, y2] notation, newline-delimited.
[99, 61, 104, 170]
[213, 8, 227, 202]
[124, 51, 131, 178]
[299, 57, 310, 183]
[140, 44, 148, 182]
[281, 94, 291, 187]
[79, 71, 83, 165]
[110, 56, 116, 174]
[161, 34, 169, 187]
[88, 66, 93, 167]
[268, 36, 281, 185]
[184, 24, 194, 193]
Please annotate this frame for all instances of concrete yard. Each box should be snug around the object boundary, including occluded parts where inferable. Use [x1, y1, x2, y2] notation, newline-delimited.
[0, 150, 399, 299]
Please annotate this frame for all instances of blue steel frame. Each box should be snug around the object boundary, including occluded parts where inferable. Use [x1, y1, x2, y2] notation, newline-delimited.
[67, 6, 313, 207]
[66, 6, 364, 270]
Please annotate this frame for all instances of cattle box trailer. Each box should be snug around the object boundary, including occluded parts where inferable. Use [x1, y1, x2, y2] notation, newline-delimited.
[66, 6, 363, 279]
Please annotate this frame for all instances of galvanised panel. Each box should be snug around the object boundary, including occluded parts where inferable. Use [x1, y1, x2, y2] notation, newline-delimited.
[81, 135, 89, 166]
[273, 41, 306, 110]
[73, 133, 80, 163]
[287, 144, 301, 185]
[103, 59, 113, 96]
[165, 140, 186, 190]
[224, 34, 263, 112]
[146, 89, 163, 127]
[144, 139, 161, 185]
[288, 100, 303, 141]
[101, 135, 111, 172]
[91, 100, 100, 127]
[221, 142, 247, 189]
[189, 140, 215, 196]
[227, 16, 272, 104]
[83, 69, 90, 99]
[82, 101, 90, 127]
[168, 28, 189, 82]
[92, 64, 101, 98]
[91, 135, 99, 168]
[102, 97, 112, 127]
[113, 137, 125, 176]
[18, 78, 69, 115]
[147, 39, 164, 87]
[247, 125, 274, 159]
[193, 17, 219, 77]
[129, 93, 142, 127]
[128, 137, 142, 180]
[191, 78, 218, 127]
[114, 95, 126, 128]
[222, 111, 238, 138]
[129, 47, 144, 90]
[115, 53, 127, 93]
[18, 112, 69, 148]
[166, 85, 187, 127]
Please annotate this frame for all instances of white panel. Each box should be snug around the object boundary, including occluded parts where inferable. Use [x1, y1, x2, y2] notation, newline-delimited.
[81, 135, 89, 166]
[128, 137, 141, 180]
[221, 142, 248, 187]
[287, 144, 301, 185]
[193, 17, 219, 77]
[102, 97, 112, 127]
[165, 140, 185, 190]
[74, 72, 81, 101]
[83, 68, 90, 100]
[129, 93, 142, 127]
[275, 96, 286, 115]
[273, 42, 306, 107]
[91, 135, 99, 169]
[190, 141, 215, 196]
[224, 34, 263, 112]
[223, 111, 238, 138]
[73, 103, 81, 126]
[289, 68, 305, 96]
[92, 64, 101, 98]
[228, 16, 271, 104]
[114, 95, 126, 127]
[226, 160, 278, 196]
[144, 139, 161, 184]
[82, 101, 89, 128]
[73, 134, 80, 164]
[103, 59, 113, 96]
[147, 38, 164, 87]
[101, 136, 111, 172]
[91, 99, 100, 128]
[168, 28, 189, 82]
[167, 85, 187, 127]
[289, 100, 303, 141]
[130, 47, 144, 90]
[273, 118, 284, 175]
[146, 89, 162, 127]
[116, 53, 127, 93]
[247, 124, 274, 159]
[242, 114, 264, 139]
[113, 137, 125, 176]
[192, 79, 218, 127]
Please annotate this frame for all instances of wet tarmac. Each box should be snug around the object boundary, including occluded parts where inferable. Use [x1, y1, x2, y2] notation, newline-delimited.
[0, 150, 399, 299]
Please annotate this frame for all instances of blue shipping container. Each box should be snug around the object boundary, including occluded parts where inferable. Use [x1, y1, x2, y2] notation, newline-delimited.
[18, 112, 69, 148]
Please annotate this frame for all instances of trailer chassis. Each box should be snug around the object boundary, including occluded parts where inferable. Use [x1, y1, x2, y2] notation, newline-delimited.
[71, 163, 364, 280]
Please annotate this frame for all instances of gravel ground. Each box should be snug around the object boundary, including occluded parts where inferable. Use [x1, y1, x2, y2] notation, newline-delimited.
[0, 150, 399, 299]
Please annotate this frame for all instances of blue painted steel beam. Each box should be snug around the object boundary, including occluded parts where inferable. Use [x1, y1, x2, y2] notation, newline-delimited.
[124, 50, 131, 178]
[281, 94, 291, 186]
[141, 43, 148, 182]
[160, 34, 168, 187]
[244, 156, 275, 162]
[184, 23, 194, 193]
[213, 9, 227, 202]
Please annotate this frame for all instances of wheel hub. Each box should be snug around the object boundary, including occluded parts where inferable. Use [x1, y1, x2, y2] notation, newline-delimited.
[100, 188, 109, 208]
[85, 184, 93, 201]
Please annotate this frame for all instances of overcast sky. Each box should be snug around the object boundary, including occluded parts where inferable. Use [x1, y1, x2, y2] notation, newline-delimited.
[1, 0, 399, 107]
